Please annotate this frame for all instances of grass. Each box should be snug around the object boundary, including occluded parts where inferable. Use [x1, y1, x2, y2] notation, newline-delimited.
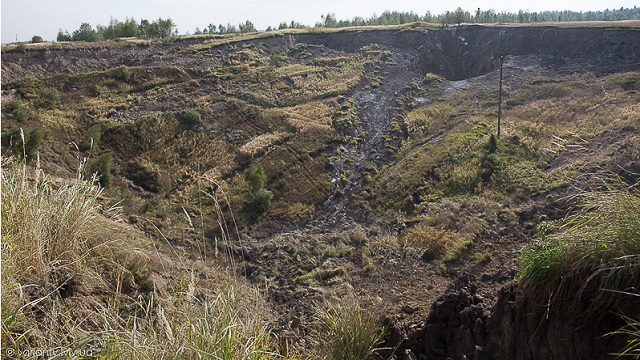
[517, 181, 640, 326]
[98, 286, 282, 359]
[311, 294, 386, 360]
[1, 157, 115, 352]
[1, 158, 283, 358]
[606, 312, 640, 358]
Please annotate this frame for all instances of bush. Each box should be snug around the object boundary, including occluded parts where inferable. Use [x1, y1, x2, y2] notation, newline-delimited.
[9, 100, 36, 122]
[86, 152, 113, 187]
[247, 189, 273, 215]
[12, 77, 40, 99]
[113, 66, 135, 83]
[38, 87, 60, 106]
[31, 35, 44, 43]
[1, 127, 45, 164]
[77, 124, 102, 153]
[178, 109, 202, 128]
[244, 165, 266, 193]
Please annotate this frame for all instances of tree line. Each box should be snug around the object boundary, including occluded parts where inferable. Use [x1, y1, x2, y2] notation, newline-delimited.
[193, 20, 308, 35]
[315, 7, 640, 27]
[51, 6, 639, 43]
[57, 17, 176, 42]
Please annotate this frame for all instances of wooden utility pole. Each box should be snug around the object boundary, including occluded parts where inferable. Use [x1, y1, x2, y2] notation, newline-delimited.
[497, 54, 504, 139]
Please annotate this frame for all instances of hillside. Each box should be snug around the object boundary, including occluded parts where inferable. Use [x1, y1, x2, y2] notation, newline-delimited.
[2, 23, 640, 359]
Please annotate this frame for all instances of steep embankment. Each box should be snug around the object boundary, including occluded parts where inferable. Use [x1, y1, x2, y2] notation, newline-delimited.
[4, 25, 639, 84]
[2, 23, 639, 359]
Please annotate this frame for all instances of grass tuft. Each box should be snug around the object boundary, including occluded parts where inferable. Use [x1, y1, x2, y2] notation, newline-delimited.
[311, 294, 386, 360]
[517, 181, 640, 325]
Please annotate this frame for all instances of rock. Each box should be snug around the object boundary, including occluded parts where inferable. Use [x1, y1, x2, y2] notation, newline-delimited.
[404, 349, 418, 360]
[402, 305, 417, 314]
[409, 273, 489, 360]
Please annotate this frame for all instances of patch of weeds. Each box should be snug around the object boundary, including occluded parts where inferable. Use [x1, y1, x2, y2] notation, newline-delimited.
[472, 251, 492, 264]
[177, 109, 202, 129]
[295, 263, 347, 286]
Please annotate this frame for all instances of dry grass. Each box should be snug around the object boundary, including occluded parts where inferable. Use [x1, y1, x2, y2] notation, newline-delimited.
[1, 158, 283, 358]
[1, 157, 117, 351]
[310, 294, 386, 360]
[240, 132, 289, 156]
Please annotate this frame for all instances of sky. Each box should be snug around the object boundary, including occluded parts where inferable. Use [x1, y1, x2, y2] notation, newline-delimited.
[1, 0, 638, 43]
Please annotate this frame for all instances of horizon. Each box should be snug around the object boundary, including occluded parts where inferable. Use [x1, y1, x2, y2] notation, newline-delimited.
[2, 0, 639, 44]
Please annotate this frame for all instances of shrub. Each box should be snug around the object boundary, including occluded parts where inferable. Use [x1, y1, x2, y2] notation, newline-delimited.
[178, 109, 202, 128]
[77, 124, 102, 153]
[38, 87, 60, 106]
[311, 295, 386, 360]
[14, 43, 26, 53]
[1, 127, 45, 164]
[5, 99, 36, 122]
[113, 66, 135, 83]
[247, 189, 273, 215]
[12, 103, 35, 122]
[31, 35, 44, 43]
[86, 152, 113, 187]
[245, 165, 266, 193]
[13, 77, 40, 99]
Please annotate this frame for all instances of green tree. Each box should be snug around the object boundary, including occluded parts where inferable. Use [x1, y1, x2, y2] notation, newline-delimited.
[72, 23, 99, 42]
[319, 13, 338, 27]
[245, 165, 266, 193]
[31, 35, 44, 43]
[452, 7, 470, 25]
[238, 20, 256, 33]
[139, 18, 175, 39]
[57, 29, 72, 41]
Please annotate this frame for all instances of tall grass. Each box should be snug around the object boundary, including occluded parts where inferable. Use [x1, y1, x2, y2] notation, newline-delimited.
[311, 295, 386, 360]
[1, 158, 283, 358]
[606, 312, 640, 358]
[1, 157, 111, 352]
[99, 287, 281, 359]
[517, 181, 640, 324]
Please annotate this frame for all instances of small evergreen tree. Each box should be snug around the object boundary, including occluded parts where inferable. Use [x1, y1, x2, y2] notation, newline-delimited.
[245, 165, 266, 193]
[243, 165, 272, 221]
[86, 152, 113, 187]
[57, 29, 72, 41]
